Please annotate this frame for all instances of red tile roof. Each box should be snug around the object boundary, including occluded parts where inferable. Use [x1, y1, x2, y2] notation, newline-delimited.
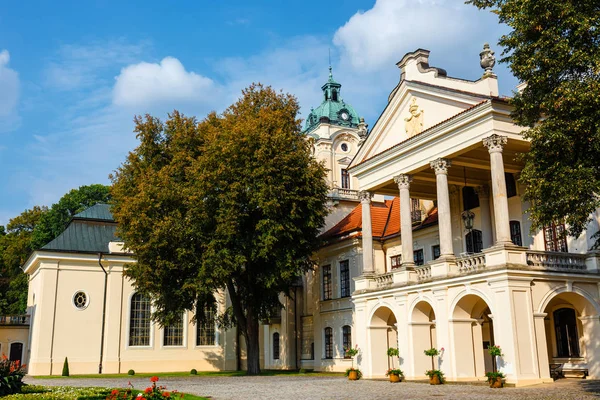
[320, 197, 438, 242]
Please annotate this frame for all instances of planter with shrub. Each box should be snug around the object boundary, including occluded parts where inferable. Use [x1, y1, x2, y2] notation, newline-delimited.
[344, 345, 362, 381]
[386, 347, 403, 383]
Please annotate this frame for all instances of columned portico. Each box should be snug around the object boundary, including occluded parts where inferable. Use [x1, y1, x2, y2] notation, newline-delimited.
[430, 158, 454, 258]
[394, 174, 414, 268]
[359, 190, 375, 274]
[483, 134, 512, 245]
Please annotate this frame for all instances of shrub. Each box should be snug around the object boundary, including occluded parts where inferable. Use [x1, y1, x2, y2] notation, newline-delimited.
[0, 354, 27, 396]
[107, 377, 183, 400]
[425, 369, 444, 382]
[387, 347, 399, 357]
[127, 369, 135, 376]
[190, 369, 197, 375]
[61, 357, 69, 377]
[344, 368, 362, 380]
[424, 348, 439, 357]
[486, 371, 505, 382]
[487, 345, 504, 357]
[385, 368, 403, 377]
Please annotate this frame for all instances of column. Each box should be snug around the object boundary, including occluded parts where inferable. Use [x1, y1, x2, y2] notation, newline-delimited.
[483, 134, 512, 245]
[580, 315, 600, 379]
[430, 158, 454, 258]
[359, 190, 374, 274]
[475, 185, 493, 249]
[394, 175, 414, 268]
[533, 313, 551, 380]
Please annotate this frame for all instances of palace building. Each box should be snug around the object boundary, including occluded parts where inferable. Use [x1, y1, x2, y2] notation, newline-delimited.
[5, 46, 600, 386]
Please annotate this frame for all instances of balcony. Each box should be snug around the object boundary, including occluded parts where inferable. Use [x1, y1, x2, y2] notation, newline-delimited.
[0, 315, 30, 326]
[329, 188, 360, 201]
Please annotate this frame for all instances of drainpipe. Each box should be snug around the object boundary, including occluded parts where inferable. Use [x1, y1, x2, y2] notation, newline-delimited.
[98, 253, 109, 374]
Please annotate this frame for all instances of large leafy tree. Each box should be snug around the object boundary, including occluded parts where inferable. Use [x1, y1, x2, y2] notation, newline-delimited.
[468, 0, 600, 244]
[110, 84, 328, 375]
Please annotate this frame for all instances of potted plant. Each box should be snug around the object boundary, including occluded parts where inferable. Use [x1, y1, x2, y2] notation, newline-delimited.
[487, 345, 504, 388]
[386, 347, 403, 383]
[345, 345, 361, 381]
[424, 347, 443, 385]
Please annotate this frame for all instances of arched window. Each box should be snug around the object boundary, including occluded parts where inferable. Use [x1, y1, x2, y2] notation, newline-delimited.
[342, 325, 352, 358]
[163, 314, 184, 346]
[9, 342, 23, 364]
[273, 332, 280, 360]
[129, 293, 151, 346]
[196, 303, 216, 346]
[554, 308, 580, 357]
[466, 229, 483, 253]
[324, 327, 333, 359]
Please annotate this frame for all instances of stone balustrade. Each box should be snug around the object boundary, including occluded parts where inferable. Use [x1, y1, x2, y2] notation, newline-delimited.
[415, 265, 432, 281]
[457, 253, 487, 273]
[330, 188, 359, 200]
[0, 315, 30, 325]
[375, 272, 393, 288]
[526, 251, 587, 271]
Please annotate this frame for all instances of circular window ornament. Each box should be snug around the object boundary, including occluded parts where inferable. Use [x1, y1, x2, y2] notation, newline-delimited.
[341, 143, 348, 152]
[72, 291, 89, 310]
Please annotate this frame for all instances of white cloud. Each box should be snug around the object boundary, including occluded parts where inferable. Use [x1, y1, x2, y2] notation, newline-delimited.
[113, 57, 216, 108]
[0, 49, 20, 128]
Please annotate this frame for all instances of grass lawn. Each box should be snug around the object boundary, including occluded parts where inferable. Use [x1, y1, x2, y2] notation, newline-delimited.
[4, 385, 209, 399]
[33, 369, 344, 380]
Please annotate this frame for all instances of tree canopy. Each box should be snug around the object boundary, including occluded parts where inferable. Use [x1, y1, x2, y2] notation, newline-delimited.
[110, 84, 329, 374]
[468, 0, 600, 243]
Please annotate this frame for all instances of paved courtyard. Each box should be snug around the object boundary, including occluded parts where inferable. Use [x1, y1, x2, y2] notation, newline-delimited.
[26, 375, 600, 400]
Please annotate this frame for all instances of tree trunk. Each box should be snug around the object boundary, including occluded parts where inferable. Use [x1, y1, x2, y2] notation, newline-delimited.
[245, 313, 261, 375]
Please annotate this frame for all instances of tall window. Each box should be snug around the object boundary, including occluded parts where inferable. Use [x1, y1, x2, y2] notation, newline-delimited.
[324, 327, 333, 359]
[340, 260, 350, 298]
[554, 308, 580, 358]
[342, 325, 352, 358]
[390, 255, 401, 270]
[322, 265, 332, 300]
[510, 221, 522, 246]
[544, 223, 568, 252]
[341, 169, 350, 189]
[163, 314, 184, 346]
[505, 173, 517, 198]
[273, 332, 280, 360]
[129, 293, 151, 346]
[432, 245, 441, 260]
[466, 229, 483, 253]
[196, 304, 216, 346]
[414, 249, 424, 266]
[332, 89, 338, 101]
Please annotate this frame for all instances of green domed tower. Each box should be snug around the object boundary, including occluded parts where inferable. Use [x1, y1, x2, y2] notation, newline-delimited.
[303, 67, 362, 135]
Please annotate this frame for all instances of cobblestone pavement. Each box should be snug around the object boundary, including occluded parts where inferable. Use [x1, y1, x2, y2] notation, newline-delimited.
[26, 375, 600, 400]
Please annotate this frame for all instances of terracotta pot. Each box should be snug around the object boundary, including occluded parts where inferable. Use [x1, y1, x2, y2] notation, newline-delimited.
[348, 370, 359, 381]
[429, 375, 441, 385]
[389, 373, 401, 383]
[489, 376, 503, 388]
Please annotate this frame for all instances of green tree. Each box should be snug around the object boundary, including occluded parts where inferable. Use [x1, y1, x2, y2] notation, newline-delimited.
[31, 184, 111, 249]
[110, 84, 329, 375]
[468, 0, 600, 244]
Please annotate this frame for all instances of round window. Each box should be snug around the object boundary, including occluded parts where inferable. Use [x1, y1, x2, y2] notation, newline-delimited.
[73, 291, 89, 310]
[341, 143, 348, 152]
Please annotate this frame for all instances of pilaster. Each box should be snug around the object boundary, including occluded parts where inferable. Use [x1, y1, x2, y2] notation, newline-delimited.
[394, 174, 415, 269]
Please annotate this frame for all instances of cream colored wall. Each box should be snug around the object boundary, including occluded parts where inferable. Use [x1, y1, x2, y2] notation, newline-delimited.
[0, 326, 29, 363]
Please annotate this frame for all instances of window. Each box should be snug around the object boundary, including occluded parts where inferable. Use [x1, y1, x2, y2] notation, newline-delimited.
[273, 332, 280, 360]
[322, 265, 332, 300]
[324, 327, 333, 359]
[163, 314, 184, 346]
[463, 186, 480, 211]
[390, 255, 401, 270]
[341, 169, 350, 189]
[196, 304, 216, 346]
[342, 326, 352, 358]
[505, 173, 517, 198]
[510, 221, 522, 246]
[341, 143, 348, 152]
[129, 293, 151, 346]
[432, 245, 441, 260]
[73, 291, 88, 310]
[332, 89, 338, 101]
[554, 308, 580, 358]
[340, 260, 350, 298]
[310, 342, 315, 360]
[411, 198, 422, 223]
[414, 249, 424, 266]
[9, 343, 23, 364]
[544, 223, 568, 252]
[466, 229, 483, 253]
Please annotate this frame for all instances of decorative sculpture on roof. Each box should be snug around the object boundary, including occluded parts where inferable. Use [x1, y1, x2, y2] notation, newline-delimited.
[404, 98, 424, 137]
[480, 43, 496, 76]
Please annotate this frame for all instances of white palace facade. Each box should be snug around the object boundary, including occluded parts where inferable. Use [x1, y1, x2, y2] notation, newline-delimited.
[3, 46, 600, 387]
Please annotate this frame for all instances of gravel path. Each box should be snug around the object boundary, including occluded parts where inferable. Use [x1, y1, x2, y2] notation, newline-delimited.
[25, 375, 600, 400]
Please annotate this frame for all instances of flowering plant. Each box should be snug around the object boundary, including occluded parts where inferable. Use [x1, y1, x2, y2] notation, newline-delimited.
[0, 354, 26, 396]
[106, 377, 183, 400]
[488, 345, 503, 357]
[386, 368, 403, 377]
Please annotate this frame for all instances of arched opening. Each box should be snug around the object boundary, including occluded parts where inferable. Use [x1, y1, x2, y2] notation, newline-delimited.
[410, 301, 436, 376]
[542, 291, 600, 378]
[369, 306, 397, 377]
[451, 294, 493, 378]
[9, 342, 23, 364]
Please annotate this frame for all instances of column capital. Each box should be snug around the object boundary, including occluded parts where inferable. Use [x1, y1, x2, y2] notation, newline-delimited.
[393, 174, 412, 190]
[429, 158, 452, 175]
[474, 185, 490, 199]
[483, 134, 507, 153]
[358, 190, 373, 204]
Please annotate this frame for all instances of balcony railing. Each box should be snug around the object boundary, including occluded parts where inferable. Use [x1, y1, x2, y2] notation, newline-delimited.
[457, 253, 487, 273]
[415, 265, 432, 281]
[375, 272, 393, 288]
[0, 315, 30, 326]
[329, 188, 360, 201]
[526, 251, 587, 271]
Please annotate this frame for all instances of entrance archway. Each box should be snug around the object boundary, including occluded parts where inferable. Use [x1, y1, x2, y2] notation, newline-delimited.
[369, 306, 397, 377]
[410, 301, 436, 376]
[451, 294, 493, 378]
[541, 291, 600, 378]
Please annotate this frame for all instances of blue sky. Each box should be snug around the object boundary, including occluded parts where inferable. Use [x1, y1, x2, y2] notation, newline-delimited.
[0, 0, 516, 225]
